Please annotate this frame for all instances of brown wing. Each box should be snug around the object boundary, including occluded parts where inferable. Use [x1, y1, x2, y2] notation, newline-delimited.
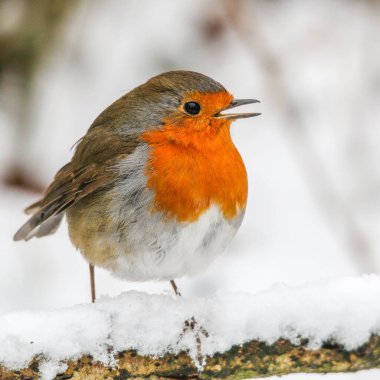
[14, 94, 140, 242]
[13, 157, 124, 242]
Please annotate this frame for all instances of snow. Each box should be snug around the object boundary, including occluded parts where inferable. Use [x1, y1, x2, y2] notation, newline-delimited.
[1, 1, 380, 379]
[1, 274, 380, 379]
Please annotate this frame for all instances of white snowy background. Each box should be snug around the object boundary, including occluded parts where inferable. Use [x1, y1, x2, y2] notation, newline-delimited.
[1, 0, 380, 379]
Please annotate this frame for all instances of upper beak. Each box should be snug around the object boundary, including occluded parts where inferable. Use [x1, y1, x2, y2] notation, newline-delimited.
[215, 99, 261, 120]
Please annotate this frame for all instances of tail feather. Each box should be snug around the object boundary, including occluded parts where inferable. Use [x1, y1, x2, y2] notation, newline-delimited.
[24, 200, 42, 215]
[14, 155, 122, 243]
[13, 201, 64, 241]
[27, 214, 64, 240]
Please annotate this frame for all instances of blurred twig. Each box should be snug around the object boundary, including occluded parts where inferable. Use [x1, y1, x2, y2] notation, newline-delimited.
[0, 0, 77, 83]
[0, 0, 77, 192]
[222, 0, 377, 272]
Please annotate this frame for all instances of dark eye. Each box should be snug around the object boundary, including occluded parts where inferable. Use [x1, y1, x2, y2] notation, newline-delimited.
[184, 101, 201, 115]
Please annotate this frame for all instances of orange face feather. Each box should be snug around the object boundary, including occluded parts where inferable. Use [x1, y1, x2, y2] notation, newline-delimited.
[141, 91, 248, 222]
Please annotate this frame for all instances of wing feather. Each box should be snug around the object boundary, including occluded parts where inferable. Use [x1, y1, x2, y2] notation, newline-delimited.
[13, 157, 124, 242]
[14, 104, 140, 242]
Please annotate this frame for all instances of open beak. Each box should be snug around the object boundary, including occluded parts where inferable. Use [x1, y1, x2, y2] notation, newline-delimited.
[215, 99, 261, 120]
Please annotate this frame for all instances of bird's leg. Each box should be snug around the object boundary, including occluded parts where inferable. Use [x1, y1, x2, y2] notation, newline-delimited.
[89, 263, 96, 303]
[170, 279, 181, 296]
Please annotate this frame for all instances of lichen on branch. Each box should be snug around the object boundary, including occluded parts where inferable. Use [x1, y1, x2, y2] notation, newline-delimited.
[1, 335, 380, 380]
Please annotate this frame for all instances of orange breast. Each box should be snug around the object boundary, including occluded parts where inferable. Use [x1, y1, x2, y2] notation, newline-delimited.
[141, 124, 248, 222]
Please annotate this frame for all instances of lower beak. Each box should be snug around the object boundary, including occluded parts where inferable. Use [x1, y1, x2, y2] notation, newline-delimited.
[215, 99, 261, 120]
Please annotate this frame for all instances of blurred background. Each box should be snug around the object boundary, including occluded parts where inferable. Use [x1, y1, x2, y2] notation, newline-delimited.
[1, 0, 380, 378]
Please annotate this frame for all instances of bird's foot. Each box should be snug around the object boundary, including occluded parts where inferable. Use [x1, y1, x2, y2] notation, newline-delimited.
[177, 317, 209, 369]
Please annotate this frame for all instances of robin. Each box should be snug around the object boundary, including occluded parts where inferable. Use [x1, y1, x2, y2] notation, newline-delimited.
[14, 71, 260, 302]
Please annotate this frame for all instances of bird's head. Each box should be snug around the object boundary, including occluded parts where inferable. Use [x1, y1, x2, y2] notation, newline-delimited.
[123, 71, 260, 148]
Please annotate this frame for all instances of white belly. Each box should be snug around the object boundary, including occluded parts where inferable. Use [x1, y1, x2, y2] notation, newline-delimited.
[109, 205, 244, 281]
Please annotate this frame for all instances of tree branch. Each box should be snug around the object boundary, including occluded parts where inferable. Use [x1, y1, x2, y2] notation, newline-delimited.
[1, 335, 380, 379]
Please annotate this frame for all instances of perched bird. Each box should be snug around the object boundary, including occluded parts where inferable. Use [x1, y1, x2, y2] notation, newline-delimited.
[14, 71, 260, 301]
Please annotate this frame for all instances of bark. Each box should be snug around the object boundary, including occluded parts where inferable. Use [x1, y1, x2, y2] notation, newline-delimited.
[1, 335, 380, 380]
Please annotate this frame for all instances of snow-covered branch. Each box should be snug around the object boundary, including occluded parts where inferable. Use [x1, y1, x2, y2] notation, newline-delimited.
[2, 335, 380, 379]
[1, 275, 380, 379]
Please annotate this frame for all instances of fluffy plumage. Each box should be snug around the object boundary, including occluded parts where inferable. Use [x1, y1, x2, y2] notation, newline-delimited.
[14, 70, 253, 281]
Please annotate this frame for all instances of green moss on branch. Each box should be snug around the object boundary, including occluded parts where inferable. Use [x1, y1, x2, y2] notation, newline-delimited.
[1, 335, 380, 379]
